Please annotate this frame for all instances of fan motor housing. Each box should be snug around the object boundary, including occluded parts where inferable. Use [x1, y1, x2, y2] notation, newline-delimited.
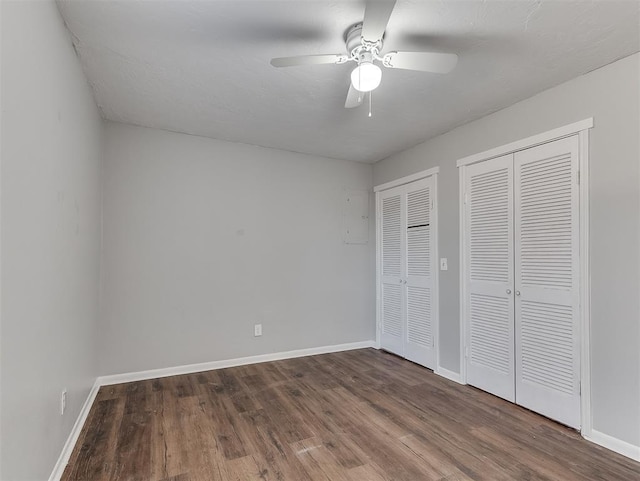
[345, 23, 383, 57]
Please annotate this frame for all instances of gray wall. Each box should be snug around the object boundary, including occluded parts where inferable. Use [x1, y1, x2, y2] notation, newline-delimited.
[0, 1, 103, 479]
[100, 122, 375, 376]
[374, 53, 640, 447]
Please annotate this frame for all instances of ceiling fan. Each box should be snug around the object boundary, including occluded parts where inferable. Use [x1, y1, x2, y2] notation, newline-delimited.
[270, 0, 458, 110]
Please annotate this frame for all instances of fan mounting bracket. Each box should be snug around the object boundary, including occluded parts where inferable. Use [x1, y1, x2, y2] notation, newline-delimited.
[382, 53, 394, 68]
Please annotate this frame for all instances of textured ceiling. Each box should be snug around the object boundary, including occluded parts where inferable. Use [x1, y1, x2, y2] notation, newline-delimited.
[57, 0, 640, 163]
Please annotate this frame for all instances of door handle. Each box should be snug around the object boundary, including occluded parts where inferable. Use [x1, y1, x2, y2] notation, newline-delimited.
[506, 289, 512, 295]
[516, 291, 521, 296]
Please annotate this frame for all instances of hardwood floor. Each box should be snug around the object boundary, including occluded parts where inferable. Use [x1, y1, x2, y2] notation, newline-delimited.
[62, 349, 640, 481]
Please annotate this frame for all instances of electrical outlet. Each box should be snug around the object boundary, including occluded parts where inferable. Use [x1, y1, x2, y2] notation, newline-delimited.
[440, 258, 448, 271]
[254, 324, 262, 337]
[61, 389, 67, 416]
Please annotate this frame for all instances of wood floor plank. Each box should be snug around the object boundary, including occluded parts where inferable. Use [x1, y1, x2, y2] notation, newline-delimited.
[290, 437, 352, 481]
[200, 389, 248, 461]
[111, 381, 153, 481]
[223, 455, 267, 481]
[158, 474, 191, 481]
[242, 417, 314, 480]
[152, 378, 196, 480]
[149, 378, 172, 481]
[62, 397, 124, 481]
[398, 434, 462, 480]
[251, 386, 314, 444]
[345, 463, 389, 481]
[316, 434, 365, 470]
[182, 395, 231, 481]
[61, 349, 640, 481]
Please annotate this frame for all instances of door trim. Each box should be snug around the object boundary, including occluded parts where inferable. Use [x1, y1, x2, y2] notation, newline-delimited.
[456, 118, 593, 168]
[374, 166, 440, 192]
[578, 128, 591, 437]
[375, 168, 439, 371]
[458, 120, 592, 433]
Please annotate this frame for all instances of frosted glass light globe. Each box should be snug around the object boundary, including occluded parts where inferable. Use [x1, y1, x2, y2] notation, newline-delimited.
[351, 62, 382, 92]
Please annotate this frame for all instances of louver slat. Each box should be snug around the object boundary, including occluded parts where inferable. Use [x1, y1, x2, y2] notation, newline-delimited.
[519, 153, 573, 289]
[470, 294, 511, 374]
[382, 284, 402, 337]
[469, 168, 510, 283]
[520, 301, 574, 394]
[382, 196, 401, 277]
[407, 187, 430, 277]
[407, 286, 431, 348]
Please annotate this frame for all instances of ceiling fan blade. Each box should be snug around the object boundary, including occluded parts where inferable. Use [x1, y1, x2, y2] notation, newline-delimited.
[270, 54, 347, 68]
[345, 84, 364, 109]
[383, 51, 458, 73]
[362, 0, 397, 42]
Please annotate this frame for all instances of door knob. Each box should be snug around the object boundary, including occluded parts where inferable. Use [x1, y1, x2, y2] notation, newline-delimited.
[506, 289, 512, 294]
[516, 291, 521, 296]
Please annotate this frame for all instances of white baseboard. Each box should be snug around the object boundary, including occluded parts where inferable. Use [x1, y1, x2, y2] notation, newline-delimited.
[583, 429, 640, 462]
[48, 380, 101, 481]
[435, 366, 465, 385]
[97, 340, 376, 386]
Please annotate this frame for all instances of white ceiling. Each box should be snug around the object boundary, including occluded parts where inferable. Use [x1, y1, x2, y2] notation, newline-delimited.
[57, 0, 640, 163]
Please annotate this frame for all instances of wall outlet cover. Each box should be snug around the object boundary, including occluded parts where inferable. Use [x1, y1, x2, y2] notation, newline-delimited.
[254, 324, 262, 337]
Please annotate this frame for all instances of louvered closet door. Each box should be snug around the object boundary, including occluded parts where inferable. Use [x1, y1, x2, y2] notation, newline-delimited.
[380, 187, 405, 356]
[465, 154, 516, 402]
[514, 136, 580, 428]
[404, 177, 436, 369]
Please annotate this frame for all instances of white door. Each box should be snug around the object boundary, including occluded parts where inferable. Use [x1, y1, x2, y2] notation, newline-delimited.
[464, 154, 516, 402]
[380, 187, 405, 356]
[514, 136, 581, 428]
[404, 177, 436, 369]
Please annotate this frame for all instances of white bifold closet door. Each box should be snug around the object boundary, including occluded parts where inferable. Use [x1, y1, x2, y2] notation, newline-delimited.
[465, 154, 516, 402]
[404, 178, 436, 368]
[464, 135, 581, 429]
[380, 190, 404, 356]
[379, 176, 436, 369]
[514, 136, 581, 429]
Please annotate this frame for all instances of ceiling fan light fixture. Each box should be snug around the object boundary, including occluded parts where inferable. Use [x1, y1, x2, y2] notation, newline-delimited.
[351, 61, 382, 92]
[270, 1, 459, 110]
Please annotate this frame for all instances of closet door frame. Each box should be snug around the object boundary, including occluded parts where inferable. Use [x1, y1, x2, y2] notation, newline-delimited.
[457, 118, 592, 433]
[375, 167, 440, 370]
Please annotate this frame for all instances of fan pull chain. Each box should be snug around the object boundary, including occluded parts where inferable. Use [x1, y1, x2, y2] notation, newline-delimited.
[368, 91, 372, 118]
